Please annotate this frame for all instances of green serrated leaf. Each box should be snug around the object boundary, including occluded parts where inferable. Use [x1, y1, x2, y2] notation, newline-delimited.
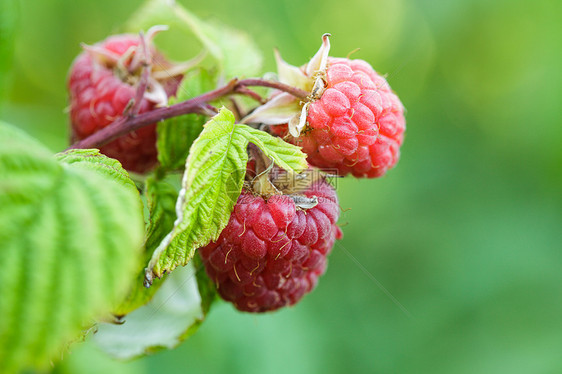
[93, 261, 213, 360]
[114, 177, 179, 316]
[147, 108, 247, 279]
[238, 125, 308, 172]
[192, 253, 218, 316]
[127, 0, 262, 79]
[157, 69, 216, 170]
[145, 108, 307, 281]
[55, 149, 139, 196]
[0, 124, 63, 233]
[0, 123, 144, 373]
[144, 177, 180, 253]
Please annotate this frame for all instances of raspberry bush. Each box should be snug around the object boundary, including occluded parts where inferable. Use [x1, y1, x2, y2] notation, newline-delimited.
[0, 0, 406, 371]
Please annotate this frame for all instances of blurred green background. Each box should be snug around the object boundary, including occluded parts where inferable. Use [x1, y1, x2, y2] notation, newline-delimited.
[2, 0, 562, 373]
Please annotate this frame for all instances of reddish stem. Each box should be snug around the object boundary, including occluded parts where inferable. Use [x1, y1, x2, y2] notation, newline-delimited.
[234, 86, 266, 103]
[237, 78, 308, 100]
[68, 78, 308, 150]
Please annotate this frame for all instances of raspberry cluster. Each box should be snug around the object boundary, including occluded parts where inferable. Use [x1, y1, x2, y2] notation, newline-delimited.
[66, 31, 406, 313]
[200, 181, 342, 312]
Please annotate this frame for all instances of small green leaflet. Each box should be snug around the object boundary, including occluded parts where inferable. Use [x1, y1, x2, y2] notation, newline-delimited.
[145, 108, 307, 283]
[236, 125, 311, 172]
[114, 177, 179, 316]
[157, 68, 216, 171]
[0, 124, 145, 373]
[126, 0, 263, 79]
[144, 177, 181, 266]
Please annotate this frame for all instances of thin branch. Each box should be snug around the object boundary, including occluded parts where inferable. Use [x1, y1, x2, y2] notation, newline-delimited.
[234, 86, 266, 103]
[69, 80, 237, 150]
[229, 97, 243, 120]
[198, 103, 219, 116]
[68, 78, 309, 150]
[237, 78, 308, 101]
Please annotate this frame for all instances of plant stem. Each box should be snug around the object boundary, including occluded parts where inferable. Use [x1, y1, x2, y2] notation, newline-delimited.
[235, 79, 308, 101]
[68, 78, 308, 150]
[234, 86, 266, 103]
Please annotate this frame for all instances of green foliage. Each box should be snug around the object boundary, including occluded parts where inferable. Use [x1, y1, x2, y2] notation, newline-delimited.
[126, 0, 262, 79]
[157, 68, 216, 171]
[235, 125, 309, 172]
[93, 262, 213, 360]
[180, 14, 262, 80]
[144, 177, 180, 263]
[192, 254, 217, 316]
[0, 123, 144, 373]
[55, 149, 139, 196]
[114, 177, 178, 316]
[146, 108, 307, 281]
[0, 0, 18, 100]
[3, 0, 562, 373]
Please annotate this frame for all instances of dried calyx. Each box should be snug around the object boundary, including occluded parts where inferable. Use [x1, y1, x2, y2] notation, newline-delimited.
[242, 34, 332, 137]
[246, 146, 329, 210]
[81, 25, 202, 107]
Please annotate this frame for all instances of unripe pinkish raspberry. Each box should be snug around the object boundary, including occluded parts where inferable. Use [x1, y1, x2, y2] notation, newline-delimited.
[246, 34, 406, 178]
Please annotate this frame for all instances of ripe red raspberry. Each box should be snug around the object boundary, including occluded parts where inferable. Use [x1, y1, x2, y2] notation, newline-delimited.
[68, 33, 181, 173]
[271, 57, 405, 178]
[200, 180, 342, 313]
